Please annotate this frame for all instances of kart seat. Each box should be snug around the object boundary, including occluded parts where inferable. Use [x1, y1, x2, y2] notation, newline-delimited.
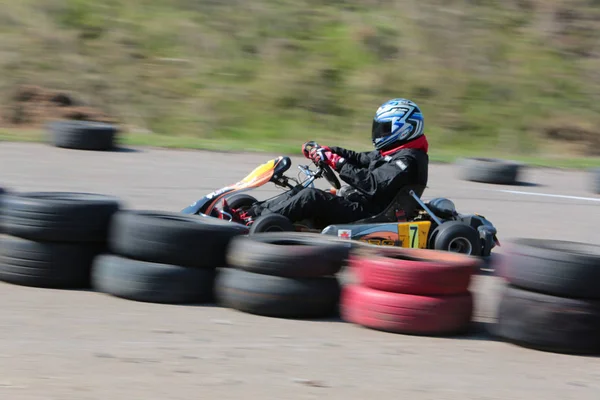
[353, 184, 426, 224]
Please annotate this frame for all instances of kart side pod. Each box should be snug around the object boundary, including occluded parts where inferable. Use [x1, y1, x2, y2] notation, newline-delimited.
[321, 221, 432, 248]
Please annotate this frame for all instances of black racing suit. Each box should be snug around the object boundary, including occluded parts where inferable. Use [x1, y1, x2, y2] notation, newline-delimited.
[248, 146, 429, 226]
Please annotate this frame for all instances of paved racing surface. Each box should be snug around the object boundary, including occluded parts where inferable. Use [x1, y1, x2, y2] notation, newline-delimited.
[1, 142, 599, 399]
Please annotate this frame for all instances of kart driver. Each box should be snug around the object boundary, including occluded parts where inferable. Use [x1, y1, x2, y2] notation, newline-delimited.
[229, 98, 429, 226]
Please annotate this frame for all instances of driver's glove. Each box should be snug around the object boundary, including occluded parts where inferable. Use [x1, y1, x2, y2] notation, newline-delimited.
[314, 148, 346, 170]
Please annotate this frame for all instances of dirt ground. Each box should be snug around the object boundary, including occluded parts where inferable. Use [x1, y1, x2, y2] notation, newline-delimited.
[1, 142, 599, 400]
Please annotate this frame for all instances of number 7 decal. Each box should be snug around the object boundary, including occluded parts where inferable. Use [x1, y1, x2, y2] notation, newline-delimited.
[409, 224, 419, 248]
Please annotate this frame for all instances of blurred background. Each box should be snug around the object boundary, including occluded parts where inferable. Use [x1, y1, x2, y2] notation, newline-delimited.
[1, 0, 599, 163]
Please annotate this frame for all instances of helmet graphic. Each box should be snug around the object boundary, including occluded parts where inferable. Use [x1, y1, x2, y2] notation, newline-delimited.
[371, 98, 424, 151]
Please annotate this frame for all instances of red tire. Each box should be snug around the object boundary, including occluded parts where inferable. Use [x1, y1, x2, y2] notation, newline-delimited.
[341, 284, 473, 335]
[351, 247, 480, 295]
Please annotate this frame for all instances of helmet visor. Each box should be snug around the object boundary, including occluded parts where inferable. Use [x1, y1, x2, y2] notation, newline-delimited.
[372, 119, 392, 142]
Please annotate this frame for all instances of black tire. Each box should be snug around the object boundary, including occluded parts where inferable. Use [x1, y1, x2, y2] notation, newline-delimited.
[249, 213, 295, 234]
[2, 192, 121, 243]
[492, 284, 600, 355]
[92, 254, 216, 304]
[215, 268, 341, 319]
[0, 186, 6, 233]
[458, 158, 522, 185]
[48, 120, 117, 151]
[226, 194, 257, 210]
[226, 232, 350, 278]
[498, 238, 600, 299]
[432, 221, 481, 256]
[108, 210, 248, 269]
[0, 236, 103, 288]
[592, 168, 600, 195]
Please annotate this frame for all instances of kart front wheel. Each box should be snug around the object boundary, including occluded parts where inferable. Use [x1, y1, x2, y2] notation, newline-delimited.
[432, 221, 481, 256]
[226, 194, 258, 211]
[249, 214, 295, 234]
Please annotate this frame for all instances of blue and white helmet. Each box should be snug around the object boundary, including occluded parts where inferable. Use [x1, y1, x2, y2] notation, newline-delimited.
[371, 98, 424, 151]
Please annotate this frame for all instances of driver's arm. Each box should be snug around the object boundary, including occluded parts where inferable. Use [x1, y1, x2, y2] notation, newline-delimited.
[328, 146, 373, 167]
[336, 158, 412, 198]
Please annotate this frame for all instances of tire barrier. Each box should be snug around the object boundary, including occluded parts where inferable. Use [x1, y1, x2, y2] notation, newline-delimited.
[0, 186, 6, 233]
[458, 157, 523, 185]
[493, 284, 600, 355]
[215, 233, 349, 318]
[341, 247, 479, 336]
[47, 120, 118, 151]
[0, 192, 121, 288]
[492, 239, 600, 355]
[592, 168, 600, 194]
[225, 232, 351, 277]
[92, 255, 217, 304]
[1, 187, 599, 355]
[107, 210, 249, 269]
[92, 210, 249, 304]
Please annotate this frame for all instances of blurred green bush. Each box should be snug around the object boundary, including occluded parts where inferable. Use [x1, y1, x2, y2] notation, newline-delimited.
[1, 0, 599, 155]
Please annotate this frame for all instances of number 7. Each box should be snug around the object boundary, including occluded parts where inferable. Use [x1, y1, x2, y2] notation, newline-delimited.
[409, 225, 418, 248]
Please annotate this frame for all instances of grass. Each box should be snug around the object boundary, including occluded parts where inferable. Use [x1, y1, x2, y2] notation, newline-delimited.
[1, 0, 600, 160]
[3, 127, 600, 170]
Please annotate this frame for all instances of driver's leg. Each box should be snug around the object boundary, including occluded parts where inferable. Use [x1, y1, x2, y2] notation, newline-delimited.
[249, 187, 370, 225]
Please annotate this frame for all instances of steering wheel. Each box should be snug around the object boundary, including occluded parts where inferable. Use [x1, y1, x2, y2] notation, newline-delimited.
[302, 141, 342, 190]
[319, 161, 341, 189]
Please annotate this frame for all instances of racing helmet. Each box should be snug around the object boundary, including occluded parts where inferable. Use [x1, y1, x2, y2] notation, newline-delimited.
[371, 98, 424, 151]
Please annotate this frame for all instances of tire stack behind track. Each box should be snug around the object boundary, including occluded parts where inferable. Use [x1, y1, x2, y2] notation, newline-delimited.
[592, 168, 600, 194]
[48, 120, 118, 151]
[92, 210, 249, 304]
[216, 233, 351, 319]
[458, 158, 523, 185]
[492, 239, 600, 355]
[341, 247, 481, 336]
[0, 186, 6, 233]
[0, 192, 121, 288]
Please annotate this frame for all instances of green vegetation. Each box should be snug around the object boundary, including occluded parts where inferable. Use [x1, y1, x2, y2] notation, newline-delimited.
[2, 0, 600, 158]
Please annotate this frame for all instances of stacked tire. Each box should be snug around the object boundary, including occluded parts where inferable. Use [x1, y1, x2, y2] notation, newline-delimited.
[0, 186, 6, 233]
[493, 239, 600, 355]
[92, 210, 249, 304]
[216, 233, 351, 319]
[48, 120, 118, 151]
[591, 168, 600, 194]
[341, 247, 480, 336]
[458, 158, 523, 185]
[0, 192, 121, 288]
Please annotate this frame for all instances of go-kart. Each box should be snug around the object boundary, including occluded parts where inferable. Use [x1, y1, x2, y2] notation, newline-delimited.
[181, 142, 499, 258]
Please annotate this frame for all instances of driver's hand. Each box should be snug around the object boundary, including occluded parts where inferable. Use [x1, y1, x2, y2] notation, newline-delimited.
[302, 141, 320, 159]
[314, 148, 345, 170]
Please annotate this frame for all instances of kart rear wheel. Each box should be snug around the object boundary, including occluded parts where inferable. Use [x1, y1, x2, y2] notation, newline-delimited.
[226, 194, 257, 211]
[249, 214, 295, 234]
[432, 221, 481, 256]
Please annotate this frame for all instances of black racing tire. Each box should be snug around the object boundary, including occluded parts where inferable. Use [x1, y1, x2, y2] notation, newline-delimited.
[492, 284, 600, 355]
[592, 168, 600, 195]
[226, 232, 350, 278]
[0, 186, 6, 233]
[0, 236, 103, 288]
[432, 221, 481, 256]
[48, 120, 117, 151]
[498, 238, 600, 299]
[458, 157, 522, 185]
[226, 194, 257, 211]
[108, 210, 248, 269]
[215, 268, 341, 319]
[2, 192, 121, 243]
[92, 254, 216, 304]
[249, 213, 295, 234]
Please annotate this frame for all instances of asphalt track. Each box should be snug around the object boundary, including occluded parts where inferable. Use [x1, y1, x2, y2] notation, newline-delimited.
[1, 142, 599, 400]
